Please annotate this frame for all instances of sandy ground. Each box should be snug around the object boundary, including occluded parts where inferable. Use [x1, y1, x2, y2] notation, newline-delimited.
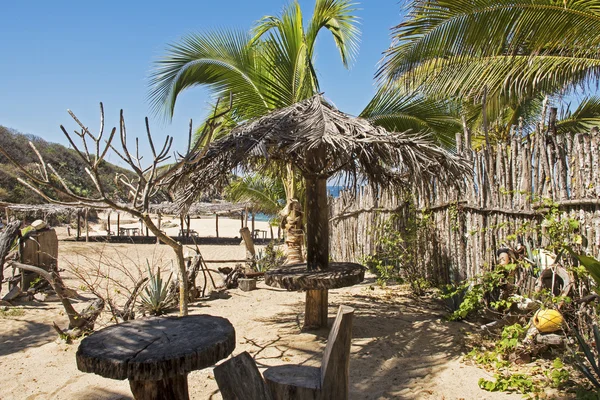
[0, 221, 524, 400]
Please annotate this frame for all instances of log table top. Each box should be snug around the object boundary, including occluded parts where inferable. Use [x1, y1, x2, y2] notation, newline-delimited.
[76, 315, 235, 400]
[265, 262, 366, 291]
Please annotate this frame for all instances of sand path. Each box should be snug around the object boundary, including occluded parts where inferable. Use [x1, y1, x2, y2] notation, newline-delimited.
[0, 237, 521, 400]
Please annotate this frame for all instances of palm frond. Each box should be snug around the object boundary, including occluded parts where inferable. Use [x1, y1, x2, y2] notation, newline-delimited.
[225, 174, 285, 216]
[306, 0, 361, 68]
[557, 96, 600, 133]
[148, 29, 271, 119]
[379, 0, 600, 100]
[360, 88, 461, 148]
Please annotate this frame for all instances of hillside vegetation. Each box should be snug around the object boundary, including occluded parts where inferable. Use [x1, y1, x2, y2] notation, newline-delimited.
[0, 125, 135, 204]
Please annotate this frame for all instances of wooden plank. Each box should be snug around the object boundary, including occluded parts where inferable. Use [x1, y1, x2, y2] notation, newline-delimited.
[214, 352, 273, 400]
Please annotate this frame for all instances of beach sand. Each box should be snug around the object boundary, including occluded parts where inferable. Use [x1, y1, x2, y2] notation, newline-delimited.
[0, 223, 523, 400]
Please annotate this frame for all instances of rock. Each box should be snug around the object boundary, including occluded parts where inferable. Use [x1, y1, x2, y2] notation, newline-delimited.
[536, 334, 565, 346]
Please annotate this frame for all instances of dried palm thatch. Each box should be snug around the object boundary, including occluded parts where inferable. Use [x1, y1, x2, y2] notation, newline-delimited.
[171, 95, 470, 207]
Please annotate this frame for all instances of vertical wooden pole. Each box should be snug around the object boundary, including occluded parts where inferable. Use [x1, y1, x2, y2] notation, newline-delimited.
[117, 213, 120, 236]
[245, 207, 249, 228]
[186, 215, 191, 238]
[240, 210, 244, 229]
[215, 214, 219, 238]
[107, 212, 111, 236]
[76, 211, 81, 240]
[305, 177, 329, 271]
[157, 213, 162, 244]
[251, 210, 255, 235]
[4, 207, 9, 223]
[85, 208, 89, 242]
[305, 289, 328, 329]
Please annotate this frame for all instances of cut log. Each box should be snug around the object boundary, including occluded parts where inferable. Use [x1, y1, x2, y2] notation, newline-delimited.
[214, 351, 273, 400]
[264, 306, 354, 400]
[265, 263, 363, 329]
[264, 365, 320, 400]
[129, 374, 189, 400]
[238, 278, 257, 292]
[2, 285, 21, 301]
[320, 306, 354, 400]
[77, 315, 236, 400]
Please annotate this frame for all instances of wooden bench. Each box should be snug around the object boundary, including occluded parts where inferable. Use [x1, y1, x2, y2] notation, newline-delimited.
[215, 305, 354, 400]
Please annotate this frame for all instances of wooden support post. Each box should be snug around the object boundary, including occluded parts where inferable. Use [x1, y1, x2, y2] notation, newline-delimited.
[129, 374, 189, 400]
[4, 207, 9, 223]
[117, 213, 120, 236]
[186, 215, 191, 238]
[157, 213, 162, 244]
[85, 208, 89, 242]
[245, 207, 249, 228]
[305, 177, 329, 271]
[239, 227, 256, 259]
[305, 289, 328, 329]
[107, 213, 111, 236]
[251, 210, 255, 235]
[215, 214, 219, 238]
[76, 211, 81, 240]
[240, 211, 244, 229]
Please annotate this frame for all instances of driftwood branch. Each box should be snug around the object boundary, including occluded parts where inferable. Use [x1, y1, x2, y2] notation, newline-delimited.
[11, 261, 104, 337]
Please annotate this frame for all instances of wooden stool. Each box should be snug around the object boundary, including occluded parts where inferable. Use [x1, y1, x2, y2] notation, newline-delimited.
[264, 305, 354, 400]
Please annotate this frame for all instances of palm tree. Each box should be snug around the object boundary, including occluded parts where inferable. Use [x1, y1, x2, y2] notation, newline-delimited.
[378, 0, 600, 104]
[150, 0, 360, 263]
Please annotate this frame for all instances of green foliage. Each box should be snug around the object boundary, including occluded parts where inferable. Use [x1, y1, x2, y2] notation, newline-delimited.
[364, 208, 431, 295]
[547, 358, 570, 389]
[573, 325, 600, 389]
[442, 263, 516, 320]
[138, 264, 175, 316]
[255, 241, 285, 273]
[0, 307, 25, 318]
[0, 126, 136, 204]
[478, 373, 535, 394]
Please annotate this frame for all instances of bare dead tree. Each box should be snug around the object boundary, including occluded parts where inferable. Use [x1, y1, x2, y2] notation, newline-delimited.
[0, 97, 232, 315]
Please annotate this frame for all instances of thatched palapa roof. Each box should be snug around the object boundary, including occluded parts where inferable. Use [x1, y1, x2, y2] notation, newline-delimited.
[172, 95, 470, 206]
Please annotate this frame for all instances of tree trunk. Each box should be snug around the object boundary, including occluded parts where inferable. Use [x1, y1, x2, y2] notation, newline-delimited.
[281, 199, 304, 264]
[305, 177, 328, 271]
[141, 214, 188, 316]
[129, 374, 189, 400]
[305, 289, 328, 329]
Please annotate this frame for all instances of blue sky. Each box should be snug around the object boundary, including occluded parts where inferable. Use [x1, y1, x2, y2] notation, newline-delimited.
[0, 0, 404, 165]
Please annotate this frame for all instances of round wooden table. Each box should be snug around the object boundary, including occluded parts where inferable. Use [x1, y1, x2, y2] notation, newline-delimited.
[76, 315, 235, 400]
[265, 262, 365, 329]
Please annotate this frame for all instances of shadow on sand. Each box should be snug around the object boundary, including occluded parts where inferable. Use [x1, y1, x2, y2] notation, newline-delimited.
[252, 285, 467, 399]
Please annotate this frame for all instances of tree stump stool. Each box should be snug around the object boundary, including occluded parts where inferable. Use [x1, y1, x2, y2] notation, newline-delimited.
[76, 315, 235, 400]
[264, 306, 355, 399]
[265, 263, 364, 329]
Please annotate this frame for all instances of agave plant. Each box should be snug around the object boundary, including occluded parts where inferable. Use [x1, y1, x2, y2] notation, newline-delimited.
[138, 263, 176, 316]
[574, 325, 600, 388]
